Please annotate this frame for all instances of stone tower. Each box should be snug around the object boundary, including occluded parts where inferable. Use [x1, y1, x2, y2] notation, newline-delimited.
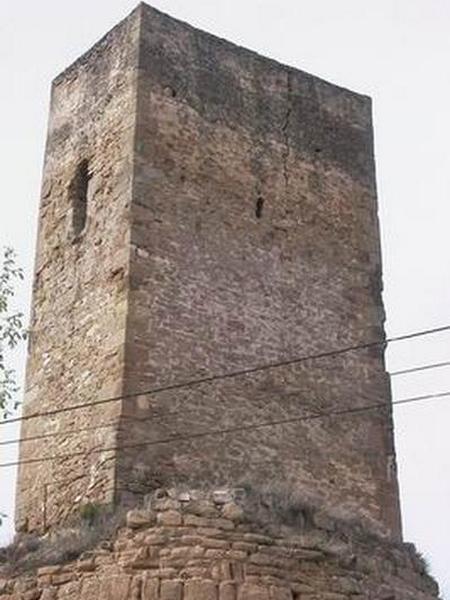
[16, 3, 402, 539]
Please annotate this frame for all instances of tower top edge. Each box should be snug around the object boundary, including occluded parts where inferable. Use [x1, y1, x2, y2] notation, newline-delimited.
[52, 3, 143, 88]
[52, 2, 371, 104]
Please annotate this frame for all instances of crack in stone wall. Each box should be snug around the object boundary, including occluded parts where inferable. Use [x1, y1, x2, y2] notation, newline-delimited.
[281, 70, 293, 193]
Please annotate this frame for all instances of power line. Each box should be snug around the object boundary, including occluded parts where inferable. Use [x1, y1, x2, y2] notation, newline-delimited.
[2, 322, 450, 428]
[1, 388, 450, 469]
[0, 420, 119, 447]
[3, 355, 450, 448]
[390, 359, 450, 377]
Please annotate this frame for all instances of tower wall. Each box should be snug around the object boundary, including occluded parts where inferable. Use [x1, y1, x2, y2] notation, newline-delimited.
[117, 5, 401, 538]
[15, 10, 140, 532]
[17, 3, 402, 539]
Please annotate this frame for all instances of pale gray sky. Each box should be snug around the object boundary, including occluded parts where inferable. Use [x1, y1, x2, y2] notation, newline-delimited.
[0, 1, 449, 595]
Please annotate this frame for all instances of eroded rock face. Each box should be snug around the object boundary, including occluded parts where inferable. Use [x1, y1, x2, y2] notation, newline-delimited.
[0, 495, 439, 600]
[17, 1, 401, 539]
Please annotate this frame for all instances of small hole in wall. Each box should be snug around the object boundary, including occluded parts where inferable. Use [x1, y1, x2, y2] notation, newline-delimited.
[164, 86, 177, 98]
[255, 196, 264, 219]
[314, 147, 322, 153]
[70, 159, 92, 237]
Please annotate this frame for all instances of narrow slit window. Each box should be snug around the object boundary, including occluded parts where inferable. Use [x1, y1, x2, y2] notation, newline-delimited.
[70, 159, 91, 237]
[255, 196, 264, 219]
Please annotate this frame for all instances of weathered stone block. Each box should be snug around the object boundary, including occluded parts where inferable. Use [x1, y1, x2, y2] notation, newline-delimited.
[237, 583, 270, 600]
[157, 511, 182, 527]
[37, 567, 61, 578]
[51, 572, 73, 586]
[190, 500, 220, 518]
[141, 574, 159, 600]
[184, 515, 215, 529]
[0, 581, 8, 595]
[127, 546, 160, 569]
[204, 539, 230, 550]
[22, 590, 41, 600]
[40, 589, 58, 600]
[152, 499, 181, 512]
[127, 509, 156, 529]
[99, 574, 132, 600]
[160, 579, 183, 600]
[331, 577, 362, 594]
[269, 587, 292, 600]
[213, 491, 233, 505]
[145, 534, 168, 546]
[219, 581, 236, 600]
[222, 504, 244, 523]
[80, 577, 101, 600]
[77, 557, 96, 572]
[184, 579, 218, 600]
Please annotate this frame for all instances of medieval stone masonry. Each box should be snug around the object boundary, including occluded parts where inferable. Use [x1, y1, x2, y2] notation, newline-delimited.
[0, 490, 440, 599]
[7, 3, 444, 598]
[17, 2, 402, 543]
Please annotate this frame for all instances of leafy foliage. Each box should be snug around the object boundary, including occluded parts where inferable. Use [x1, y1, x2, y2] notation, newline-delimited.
[0, 247, 26, 419]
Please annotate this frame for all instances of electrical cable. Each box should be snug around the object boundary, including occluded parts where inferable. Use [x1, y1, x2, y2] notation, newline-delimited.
[1, 388, 450, 469]
[390, 359, 450, 377]
[2, 322, 450, 428]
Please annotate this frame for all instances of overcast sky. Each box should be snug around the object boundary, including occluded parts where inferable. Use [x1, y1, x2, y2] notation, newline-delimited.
[1, 0, 449, 595]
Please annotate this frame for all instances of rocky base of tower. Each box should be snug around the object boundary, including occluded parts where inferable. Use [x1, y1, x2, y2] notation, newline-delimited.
[0, 489, 439, 600]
